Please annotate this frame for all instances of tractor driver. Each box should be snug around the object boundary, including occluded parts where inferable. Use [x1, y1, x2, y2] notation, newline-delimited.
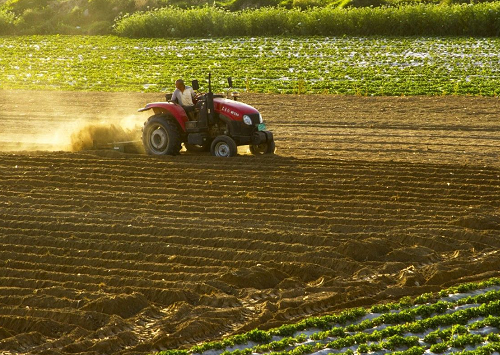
[171, 79, 196, 120]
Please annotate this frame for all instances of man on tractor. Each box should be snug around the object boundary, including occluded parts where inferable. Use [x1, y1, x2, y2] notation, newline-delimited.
[139, 74, 275, 157]
[171, 79, 196, 120]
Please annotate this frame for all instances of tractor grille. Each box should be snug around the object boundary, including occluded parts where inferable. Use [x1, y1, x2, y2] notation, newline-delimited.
[247, 114, 261, 125]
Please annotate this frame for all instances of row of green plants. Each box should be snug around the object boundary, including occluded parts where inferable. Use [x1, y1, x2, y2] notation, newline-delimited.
[1, 0, 499, 36]
[160, 343, 500, 355]
[162, 338, 500, 355]
[114, 2, 500, 38]
[189, 294, 500, 353]
[227, 329, 500, 354]
[2, 35, 500, 96]
[155, 278, 500, 355]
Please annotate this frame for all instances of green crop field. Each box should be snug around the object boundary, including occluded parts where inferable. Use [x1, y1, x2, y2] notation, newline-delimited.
[1, 35, 500, 96]
[158, 278, 500, 355]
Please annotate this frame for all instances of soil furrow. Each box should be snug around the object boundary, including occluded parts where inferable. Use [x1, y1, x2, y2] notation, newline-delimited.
[0, 92, 499, 354]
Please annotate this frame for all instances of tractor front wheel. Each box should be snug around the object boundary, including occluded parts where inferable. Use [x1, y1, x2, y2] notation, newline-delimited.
[249, 140, 275, 155]
[142, 114, 182, 155]
[210, 136, 237, 157]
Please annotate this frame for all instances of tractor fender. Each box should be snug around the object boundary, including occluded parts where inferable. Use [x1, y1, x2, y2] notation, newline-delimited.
[138, 102, 189, 131]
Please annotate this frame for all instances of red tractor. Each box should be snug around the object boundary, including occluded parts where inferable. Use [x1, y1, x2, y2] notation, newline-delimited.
[138, 76, 275, 157]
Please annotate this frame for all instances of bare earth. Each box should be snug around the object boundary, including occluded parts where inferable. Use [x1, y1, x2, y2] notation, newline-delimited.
[0, 90, 499, 355]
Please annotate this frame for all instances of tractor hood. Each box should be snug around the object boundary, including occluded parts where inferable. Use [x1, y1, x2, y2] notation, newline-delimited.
[214, 98, 260, 122]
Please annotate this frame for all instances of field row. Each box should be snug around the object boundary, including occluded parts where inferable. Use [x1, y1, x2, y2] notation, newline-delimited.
[0, 92, 499, 354]
[1, 155, 498, 237]
[1, 92, 499, 168]
[2, 36, 500, 95]
[1, 150, 499, 354]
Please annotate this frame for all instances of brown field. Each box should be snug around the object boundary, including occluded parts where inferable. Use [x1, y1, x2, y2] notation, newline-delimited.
[0, 90, 499, 355]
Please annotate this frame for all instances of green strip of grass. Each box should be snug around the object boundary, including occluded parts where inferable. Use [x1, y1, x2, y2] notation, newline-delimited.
[2, 35, 500, 96]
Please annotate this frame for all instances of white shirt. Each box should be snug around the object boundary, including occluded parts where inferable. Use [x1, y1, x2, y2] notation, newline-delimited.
[172, 86, 195, 106]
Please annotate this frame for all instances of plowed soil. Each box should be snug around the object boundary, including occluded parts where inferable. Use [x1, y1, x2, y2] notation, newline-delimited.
[0, 90, 499, 355]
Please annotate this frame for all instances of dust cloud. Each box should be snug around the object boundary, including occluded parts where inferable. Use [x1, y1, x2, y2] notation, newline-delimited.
[0, 123, 76, 152]
[0, 118, 142, 152]
[69, 118, 142, 152]
[0, 90, 148, 152]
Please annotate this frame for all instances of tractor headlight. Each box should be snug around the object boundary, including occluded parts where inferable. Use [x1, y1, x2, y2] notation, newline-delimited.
[243, 115, 252, 125]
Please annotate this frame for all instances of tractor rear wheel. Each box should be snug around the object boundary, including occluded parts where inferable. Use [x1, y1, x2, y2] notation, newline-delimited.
[142, 114, 182, 155]
[249, 140, 275, 155]
[210, 136, 237, 157]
